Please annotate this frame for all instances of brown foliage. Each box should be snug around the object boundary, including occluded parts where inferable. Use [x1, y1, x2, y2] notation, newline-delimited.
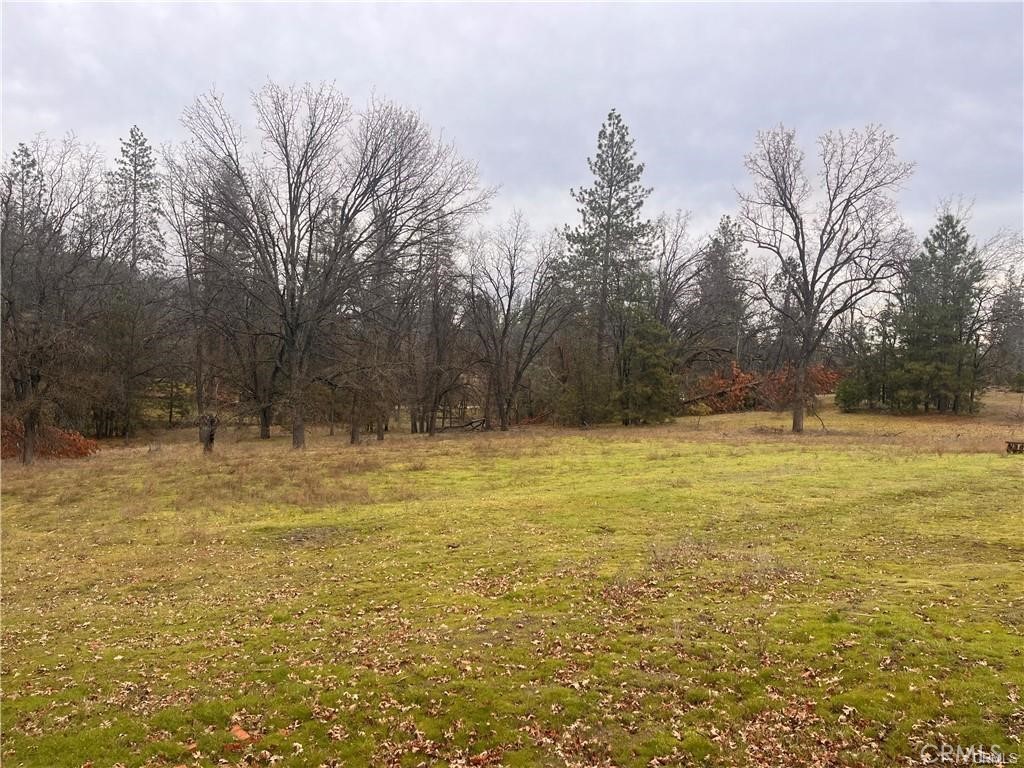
[1, 418, 99, 460]
[696, 362, 841, 413]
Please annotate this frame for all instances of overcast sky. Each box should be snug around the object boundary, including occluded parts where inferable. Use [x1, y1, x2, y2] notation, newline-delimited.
[3, 2, 1022, 241]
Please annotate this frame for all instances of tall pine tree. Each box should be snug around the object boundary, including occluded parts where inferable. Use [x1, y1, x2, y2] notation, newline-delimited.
[564, 109, 654, 422]
[93, 126, 171, 437]
[112, 125, 163, 272]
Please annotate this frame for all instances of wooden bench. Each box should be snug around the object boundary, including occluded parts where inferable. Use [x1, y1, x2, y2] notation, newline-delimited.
[1008, 441, 1024, 454]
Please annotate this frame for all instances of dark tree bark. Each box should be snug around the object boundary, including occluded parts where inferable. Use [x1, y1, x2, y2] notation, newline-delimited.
[791, 364, 806, 434]
[349, 394, 360, 445]
[21, 408, 39, 465]
[328, 387, 336, 437]
[258, 404, 273, 439]
[199, 413, 218, 453]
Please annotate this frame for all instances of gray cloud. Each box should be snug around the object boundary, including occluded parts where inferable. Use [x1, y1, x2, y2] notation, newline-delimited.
[3, 2, 1021, 240]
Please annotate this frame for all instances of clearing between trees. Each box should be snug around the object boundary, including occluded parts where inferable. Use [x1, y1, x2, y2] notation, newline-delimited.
[2, 394, 1022, 767]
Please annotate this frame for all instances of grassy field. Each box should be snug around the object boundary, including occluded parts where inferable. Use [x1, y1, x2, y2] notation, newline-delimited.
[2, 394, 1023, 767]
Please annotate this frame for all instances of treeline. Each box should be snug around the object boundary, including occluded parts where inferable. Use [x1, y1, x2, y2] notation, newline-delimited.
[3, 81, 1022, 462]
[836, 214, 1024, 412]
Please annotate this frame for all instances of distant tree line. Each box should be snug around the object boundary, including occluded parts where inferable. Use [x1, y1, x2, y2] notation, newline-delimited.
[3, 81, 1021, 462]
[835, 214, 1024, 413]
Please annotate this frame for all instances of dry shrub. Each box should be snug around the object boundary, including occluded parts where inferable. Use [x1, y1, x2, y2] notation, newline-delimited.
[695, 362, 841, 413]
[1, 418, 99, 460]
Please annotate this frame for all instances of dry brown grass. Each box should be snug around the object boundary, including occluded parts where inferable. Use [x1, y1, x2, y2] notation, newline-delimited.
[90, 389, 1024, 466]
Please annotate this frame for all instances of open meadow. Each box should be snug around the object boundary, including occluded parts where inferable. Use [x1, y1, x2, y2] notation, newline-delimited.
[2, 394, 1023, 767]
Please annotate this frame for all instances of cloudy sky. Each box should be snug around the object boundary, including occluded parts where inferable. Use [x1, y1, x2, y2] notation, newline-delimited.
[3, 2, 1022, 240]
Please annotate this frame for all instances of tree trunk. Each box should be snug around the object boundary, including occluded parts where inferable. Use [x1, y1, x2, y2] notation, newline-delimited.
[328, 389, 336, 436]
[289, 351, 306, 448]
[483, 376, 496, 430]
[291, 408, 305, 448]
[349, 394, 360, 445]
[199, 413, 218, 453]
[122, 335, 137, 440]
[194, 340, 206, 417]
[21, 409, 38, 465]
[167, 381, 176, 428]
[426, 378, 439, 435]
[791, 399, 805, 433]
[791, 363, 807, 433]
[596, 226, 611, 367]
[122, 388, 133, 441]
[497, 392, 510, 431]
[376, 416, 385, 441]
[259, 405, 273, 439]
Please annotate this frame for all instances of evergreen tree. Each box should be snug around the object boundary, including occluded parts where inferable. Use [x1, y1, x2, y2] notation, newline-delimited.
[111, 125, 163, 271]
[564, 109, 653, 422]
[93, 126, 170, 436]
[988, 273, 1024, 389]
[894, 214, 986, 412]
[690, 215, 748, 371]
[834, 307, 898, 411]
[617, 310, 678, 424]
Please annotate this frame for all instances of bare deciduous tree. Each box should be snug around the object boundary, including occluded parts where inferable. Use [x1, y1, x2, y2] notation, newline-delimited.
[467, 213, 571, 430]
[652, 210, 701, 336]
[1, 137, 107, 462]
[738, 124, 914, 432]
[181, 81, 486, 447]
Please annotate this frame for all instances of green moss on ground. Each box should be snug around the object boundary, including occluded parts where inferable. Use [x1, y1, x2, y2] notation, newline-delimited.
[2, 401, 1022, 766]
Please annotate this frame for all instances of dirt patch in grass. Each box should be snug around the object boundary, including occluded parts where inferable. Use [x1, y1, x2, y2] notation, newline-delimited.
[271, 524, 350, 547]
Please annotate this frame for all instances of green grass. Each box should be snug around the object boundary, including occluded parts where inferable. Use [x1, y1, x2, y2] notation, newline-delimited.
[2, 397, 1023, 767]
